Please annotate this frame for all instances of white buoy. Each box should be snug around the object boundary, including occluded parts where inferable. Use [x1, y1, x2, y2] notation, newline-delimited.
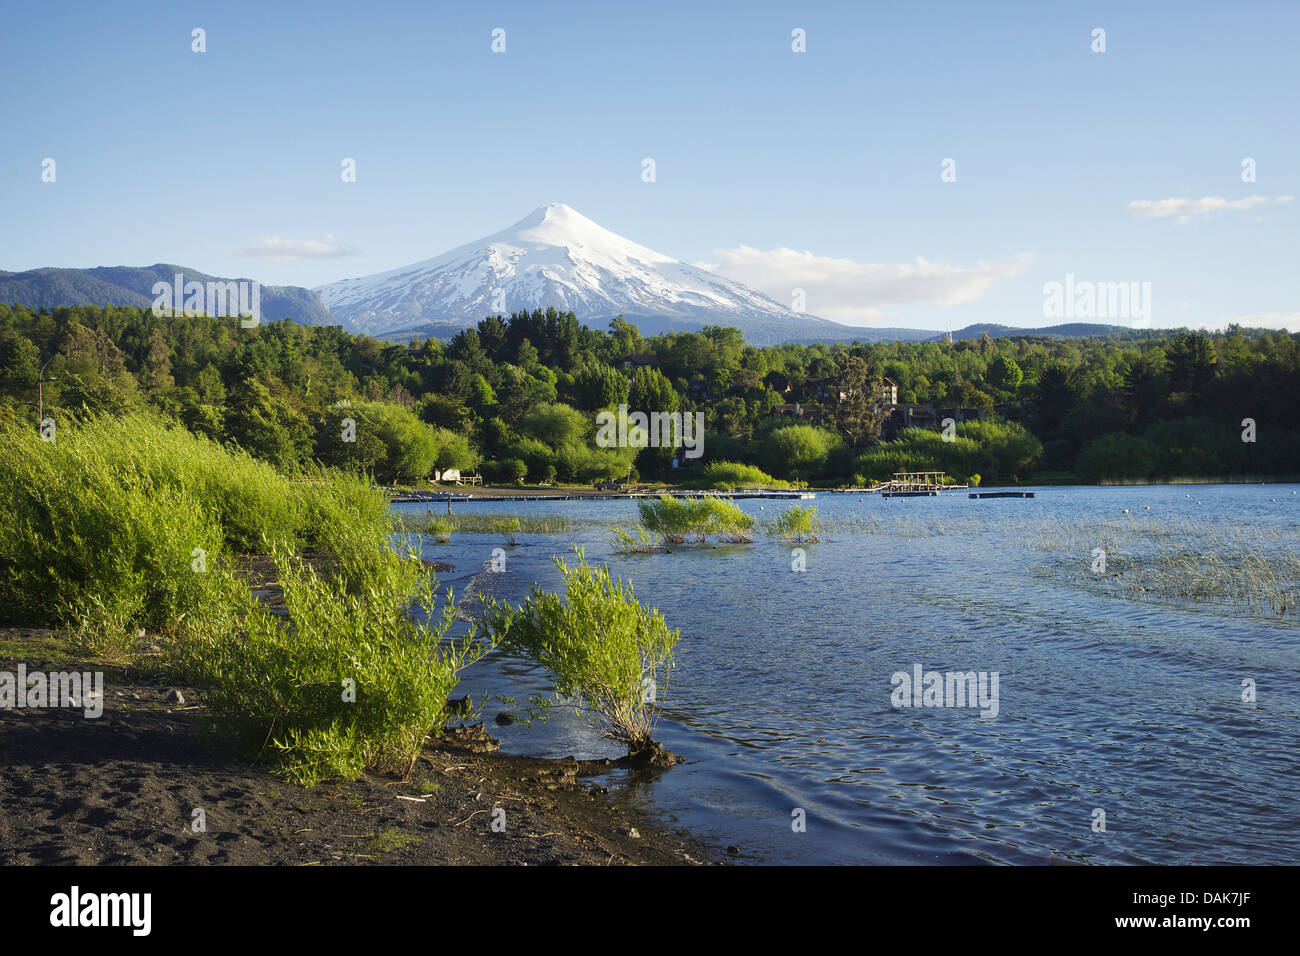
[1122, 508, 1130, 514]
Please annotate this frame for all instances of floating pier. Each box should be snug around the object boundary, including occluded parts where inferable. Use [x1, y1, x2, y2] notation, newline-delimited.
[875, 471, 967, 497]
[969, 491, 1036, 499]
[387, 489, 817, 504]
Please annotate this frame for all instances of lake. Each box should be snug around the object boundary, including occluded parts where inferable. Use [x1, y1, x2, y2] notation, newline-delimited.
[396, 484, 1299, 865]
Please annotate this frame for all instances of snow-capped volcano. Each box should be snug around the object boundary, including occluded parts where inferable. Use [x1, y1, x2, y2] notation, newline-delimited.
[315, 203, 850, 341]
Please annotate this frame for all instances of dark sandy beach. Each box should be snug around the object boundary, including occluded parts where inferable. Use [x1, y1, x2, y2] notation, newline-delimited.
[0, 629, 716, 866]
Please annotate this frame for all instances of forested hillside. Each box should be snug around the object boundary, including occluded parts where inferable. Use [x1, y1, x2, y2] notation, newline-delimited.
[1, 302, 1295, 485]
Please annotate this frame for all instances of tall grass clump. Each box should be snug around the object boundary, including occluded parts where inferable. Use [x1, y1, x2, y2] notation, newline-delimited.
[495, 515, 522, 545]
[0, 414, 397, 639]
[0, 415, 229, 641]
[486, 548, 679, 762]
[766, 505, 827, 543]
[631, 495, 755, 547]
[0, 412, 491, 784]
[693, 461, 786, 490]
[400, 511, 574, 538]
[170, 544, 493, 785]
[421, 514, 455, 543]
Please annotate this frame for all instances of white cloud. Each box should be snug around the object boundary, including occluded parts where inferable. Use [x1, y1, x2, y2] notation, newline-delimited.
[236, 234, 358, 263]
[699, 247, 1033, 324]
[1127, 195, 1293, 224]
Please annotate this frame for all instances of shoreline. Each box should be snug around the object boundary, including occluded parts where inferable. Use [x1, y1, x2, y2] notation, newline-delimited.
[0, 628, 718, 866]
[385, 478, 1300, 506]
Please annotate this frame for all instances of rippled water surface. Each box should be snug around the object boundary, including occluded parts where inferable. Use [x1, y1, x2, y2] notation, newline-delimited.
[398, 485, 1300, 865]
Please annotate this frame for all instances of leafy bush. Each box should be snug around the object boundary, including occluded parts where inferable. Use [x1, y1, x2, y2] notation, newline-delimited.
[767, 504, 826, 543]
[170, 542, 491, 785]
[1075, 432, 1159, 481]
[495, 515, 522, 545]
[853, 420, 1041, 484]
[0, 415, 238, 632]
[0, 412, 488, 785]
[481, 457, 527, 483]
[694, 460, 783, 489]
[423, 514, 454, 543]
[633, 495, 755, 545]
[759, 424, 842, 481]
[486, 549, 679, 756]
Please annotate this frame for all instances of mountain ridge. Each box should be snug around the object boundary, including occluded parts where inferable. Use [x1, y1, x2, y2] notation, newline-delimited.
[0, 264, 334, 326]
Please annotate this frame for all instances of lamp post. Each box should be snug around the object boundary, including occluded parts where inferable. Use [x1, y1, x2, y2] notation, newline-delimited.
[36, 357, 56, 426]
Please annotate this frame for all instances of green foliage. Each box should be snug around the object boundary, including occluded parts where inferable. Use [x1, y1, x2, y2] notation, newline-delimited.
[1, 302, 1296, 484]
[171, 541, 492, 786]
[1075, 432, 1160, 481]
[367, 402, 441, 482]
[481, 457, 527, 483]
[854, 420, 1042, 484]
[759, 424, 843, 481]
[402, 511, 573, 537]
[0, 411, 486, 786]
[987, 355, 1023, 393]
[767, 505, 826, 543]
[495, 515, 522, 545]
[693, 460, 784, 489]
[485, 549, 679, 753]
[632, 495, 755, 545]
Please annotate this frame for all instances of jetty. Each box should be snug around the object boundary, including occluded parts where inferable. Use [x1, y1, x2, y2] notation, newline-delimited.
[386, 488, 817, 504]
[877, 472, 968, 498]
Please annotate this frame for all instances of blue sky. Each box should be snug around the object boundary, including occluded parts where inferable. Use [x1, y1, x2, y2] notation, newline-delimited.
[2, 0, 1296, 330]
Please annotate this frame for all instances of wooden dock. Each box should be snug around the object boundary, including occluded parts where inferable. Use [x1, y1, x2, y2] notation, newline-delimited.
[386, 489, 817, 504]
[874, 471, 967, 497]
[969, 491, 1035, 499]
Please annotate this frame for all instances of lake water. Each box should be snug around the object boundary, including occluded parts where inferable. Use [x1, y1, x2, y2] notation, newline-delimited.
[395, 484, 1299, 865]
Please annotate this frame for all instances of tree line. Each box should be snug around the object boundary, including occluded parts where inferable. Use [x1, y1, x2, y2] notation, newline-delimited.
[1, 302, 1296, 485]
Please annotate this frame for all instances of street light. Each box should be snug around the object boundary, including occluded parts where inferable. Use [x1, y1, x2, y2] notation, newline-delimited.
[35, 357, 57, 426]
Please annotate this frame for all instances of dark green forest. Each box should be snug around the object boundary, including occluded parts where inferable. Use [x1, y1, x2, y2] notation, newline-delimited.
[1, 302, 1296, 486]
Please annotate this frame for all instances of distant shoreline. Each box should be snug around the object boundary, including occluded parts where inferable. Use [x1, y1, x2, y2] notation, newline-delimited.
[387, 476, 1300, 504]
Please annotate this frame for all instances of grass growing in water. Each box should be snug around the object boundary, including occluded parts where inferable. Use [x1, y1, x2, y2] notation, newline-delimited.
[619, 495, 755, 549]
[766, 504, 827, 543]
[1028, 516, 1298, 617]
[401, 512, 574, 540]
[818, 506, 1297, 618]
[485, 548, 679, 758]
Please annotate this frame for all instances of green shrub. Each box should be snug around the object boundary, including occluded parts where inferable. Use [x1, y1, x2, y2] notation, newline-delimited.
[694, 460, 783, 489]
[852, 420, 1041, 484]
[0, 412, 488, 786]
[495, 515, 522, 545]
[0, 415, 230, 632]
[758, 424, 842, 481]
[423, 515, 454, 543]
[481, 457, 528, 483]
[486, 549, 679, 755]
[633, 495, 755, 545]
[767, 505, 826, 543]
[1076, 432, 1159, 481]
[170, 544, 492, 785]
